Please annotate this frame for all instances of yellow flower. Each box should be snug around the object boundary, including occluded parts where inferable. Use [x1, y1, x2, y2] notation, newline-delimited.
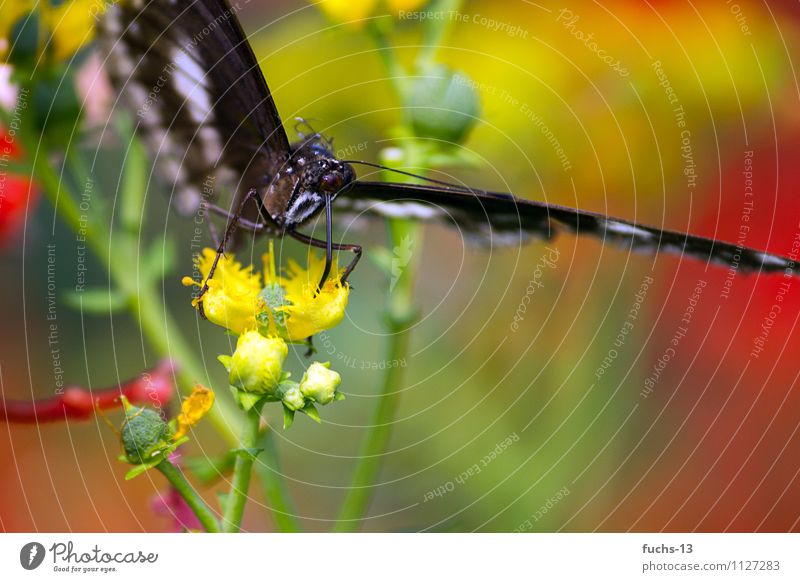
[44, 0, 104, 62]
[388, 0, 429, 13]
[264, 250, 350, 341]
[0, 0, 102, 64]
[300, 362, 342, 404]
[185, 246, 349, 341]
[314, 0, 378, 25]
[220, 331, 288, 395]
[173, 385, 215, 440]
[182, 248, 263, 335]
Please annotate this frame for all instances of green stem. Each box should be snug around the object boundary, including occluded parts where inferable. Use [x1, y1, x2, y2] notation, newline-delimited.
[129, 280, 242, 446]
[416, 0, 464, 71]
[222, 405, 262, 532]
[254, 428, 303, 532]
[366, 19, 409, 102]
[156, 460, 220, 532]
[334, 147, 423, 532]
[333, 314, 415, 532]
[24, 121, 242, 446]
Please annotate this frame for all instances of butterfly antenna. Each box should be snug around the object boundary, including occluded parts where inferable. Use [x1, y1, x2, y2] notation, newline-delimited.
[343, 160, 480, 193]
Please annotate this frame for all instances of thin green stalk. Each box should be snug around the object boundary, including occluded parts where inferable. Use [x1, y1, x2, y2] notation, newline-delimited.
[416, 0, 464, 71]
[129, 280, 242, 446]
[333, 5, 467, 530]
[222, 406, 262, 532]
[255, 428, 303, 532]
[334, 148, 423, 532]
[24, 125, 242, 446]
[156, 460, 220, 532]
[333, 312, 415, 531]
[366, 19, 409, 101]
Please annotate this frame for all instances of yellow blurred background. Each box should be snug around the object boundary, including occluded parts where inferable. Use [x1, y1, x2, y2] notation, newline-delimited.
[2, 0, 800, 532]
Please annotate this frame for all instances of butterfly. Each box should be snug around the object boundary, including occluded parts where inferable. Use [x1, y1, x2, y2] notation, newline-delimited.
[99, 0, 797, 294]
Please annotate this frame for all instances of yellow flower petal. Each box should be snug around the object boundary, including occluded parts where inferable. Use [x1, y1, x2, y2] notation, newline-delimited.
[187, 247, 349, 340]
[174, 385, 215, 440]
[1, 1, 101, 63]
[388, 0, 429, 13]
[282, 279, 349, 341]
[314, 0, 378, 25]
[263, 251, 350, 341]
[186, 248, 262, 334]
[44, 0, 102, 62]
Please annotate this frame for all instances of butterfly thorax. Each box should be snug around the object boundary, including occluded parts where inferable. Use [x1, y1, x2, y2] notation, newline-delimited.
[262, 142, 355, 230]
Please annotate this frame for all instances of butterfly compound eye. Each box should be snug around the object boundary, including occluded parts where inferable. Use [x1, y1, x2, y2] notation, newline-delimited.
[321, 172, 344, 193]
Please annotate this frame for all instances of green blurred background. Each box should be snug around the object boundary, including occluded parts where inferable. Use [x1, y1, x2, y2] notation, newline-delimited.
[3, 0, 800, 532]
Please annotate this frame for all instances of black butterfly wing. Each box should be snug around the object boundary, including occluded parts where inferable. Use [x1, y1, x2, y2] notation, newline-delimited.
[338, 181, 794, 274]
[100, 0, 290, 216]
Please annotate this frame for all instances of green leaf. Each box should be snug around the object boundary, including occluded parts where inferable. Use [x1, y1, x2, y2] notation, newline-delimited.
[230, 386, 265, 412]
[33, 70, 83, 147]
[185, 453, 237, 485]
[217, 355, 232, 371]
[124, 458, 161, 480]
[171, 436, 190, 449]
[334, 392, 346, 401]
[282, 406, 295, 429]
[119, 123, 148, 234]
[7, 11, 39, 71]
[143, 238, 177, 281]
[302, 403, 321, 424]
[3, 160, 32, 177]
[216, 491, 229, 508]
[63, 288, 129, 314]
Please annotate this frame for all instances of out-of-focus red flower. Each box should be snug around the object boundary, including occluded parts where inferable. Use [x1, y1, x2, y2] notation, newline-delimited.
[0, 126, 37, 247]
[0, 359, 177, 423]
[633, 123, 800, 532]
[150, 485, 203, 532]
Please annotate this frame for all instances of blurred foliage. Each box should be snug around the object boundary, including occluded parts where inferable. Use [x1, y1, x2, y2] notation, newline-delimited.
[2, 0, 800, 532]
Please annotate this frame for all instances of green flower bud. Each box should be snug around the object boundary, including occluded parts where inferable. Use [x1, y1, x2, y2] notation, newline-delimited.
[226, 331, 288, 394]
[6, 11, 40, 70]
[281, 384, 305, 412]
[121, 407, 172, 464]
[299, 362, 341, 405]
[407, 65, 481, 144]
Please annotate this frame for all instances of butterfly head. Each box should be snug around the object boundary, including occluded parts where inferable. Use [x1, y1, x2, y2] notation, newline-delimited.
[298, 154, 355, 198]
[276, 143, 355, 228]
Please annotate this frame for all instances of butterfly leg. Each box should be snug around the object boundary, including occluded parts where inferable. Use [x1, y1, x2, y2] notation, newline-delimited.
[294, 117, 335, 150]
[196, 189, 264, 319]
[288, 229, 363, 285]
[206, 218, 222, 248]
[203, 203, 266, 232]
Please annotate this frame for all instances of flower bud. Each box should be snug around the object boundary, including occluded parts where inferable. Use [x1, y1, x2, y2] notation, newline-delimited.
[121, 407, 173, 464]
[407, 65, 481, 144]
[224, 331, 288, 394]
[281, 384, 305, 412]
[4, 11, 39, 69]
[299, 362, 342, 405]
